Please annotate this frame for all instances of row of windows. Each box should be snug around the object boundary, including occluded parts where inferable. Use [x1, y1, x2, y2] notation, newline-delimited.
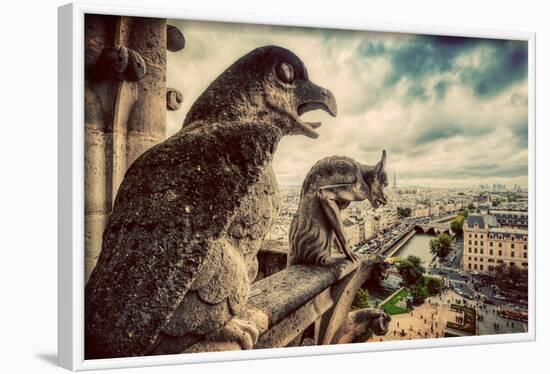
[494, 213, 527, 219]
[467, 248, 527, 258]
[468, 241, 527, 250]
[468, 263, 485, 270]
[467, 232, 527, 241]
[468, 262, 528, 271]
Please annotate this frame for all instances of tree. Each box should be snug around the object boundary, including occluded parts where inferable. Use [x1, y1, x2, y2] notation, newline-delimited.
[410, 284, 429, 304]
[397, 207, 411, 218]
[495, 263, 528, 293]
[425, 277, 443, 295]
[430, 233, 453, 259]
[396, 255, 425, 287]
[352, 288, 370, 310]
[450, 215, 465, 236]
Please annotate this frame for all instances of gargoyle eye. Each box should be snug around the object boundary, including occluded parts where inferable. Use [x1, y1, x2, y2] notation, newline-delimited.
[276, 62, 295, 84]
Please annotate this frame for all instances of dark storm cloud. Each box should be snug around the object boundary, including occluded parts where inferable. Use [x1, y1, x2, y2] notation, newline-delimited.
[406, 83, 429, 102]
[511, 121, 529, 147]
[433, 80, 449, 100]
[414, 122, 493, 145]
[167, 21, 529, 187]
[460, 40, 528, 98]
[359, 35, 527, 102]
[384, 36, 476, 84]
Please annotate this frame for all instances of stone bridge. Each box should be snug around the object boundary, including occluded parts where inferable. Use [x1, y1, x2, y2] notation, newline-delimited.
[413, 223, 451, 235]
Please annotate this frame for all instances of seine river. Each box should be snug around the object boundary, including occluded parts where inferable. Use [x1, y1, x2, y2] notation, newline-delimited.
[395, 233, 436, 265]
[367, 233, 436, 305]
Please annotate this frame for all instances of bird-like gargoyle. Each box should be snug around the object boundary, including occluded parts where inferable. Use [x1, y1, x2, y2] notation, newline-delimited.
[85, 46, 337, 358]
[289, 151, 388, 265]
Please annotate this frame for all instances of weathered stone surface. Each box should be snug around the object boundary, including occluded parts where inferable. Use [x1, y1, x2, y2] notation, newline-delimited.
[255, 288, 333, 348]
[256, 240, 288, 281]
[167, 24, 185, 52]
[85, 45, 337, 358]
[183, 254, 389, 351]
[337, 308, 391, 344]
[289, 151, 388, 265]
[247, 257, 357, 326]
[84, 15, 167, 282]
[94, 46, 147, 82]
[166, 87, 183, 110]
[300, 338, 316, 346]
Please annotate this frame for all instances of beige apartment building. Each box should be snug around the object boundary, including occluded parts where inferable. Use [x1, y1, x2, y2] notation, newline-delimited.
[463, 212, 528, 273]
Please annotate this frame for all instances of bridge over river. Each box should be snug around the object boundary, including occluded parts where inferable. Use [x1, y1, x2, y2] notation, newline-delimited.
[378, 214, 456, 259]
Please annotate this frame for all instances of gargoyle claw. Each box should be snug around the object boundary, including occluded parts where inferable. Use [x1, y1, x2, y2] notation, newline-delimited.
[208, 318, 259, 350]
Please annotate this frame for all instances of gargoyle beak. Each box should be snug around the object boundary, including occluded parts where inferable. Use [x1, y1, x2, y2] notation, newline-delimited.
[295, 80, 337, 138]
[370, 194, 388, 209]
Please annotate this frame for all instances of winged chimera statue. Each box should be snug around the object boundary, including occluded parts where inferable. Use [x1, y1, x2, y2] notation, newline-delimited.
[289, 151, 389, 265]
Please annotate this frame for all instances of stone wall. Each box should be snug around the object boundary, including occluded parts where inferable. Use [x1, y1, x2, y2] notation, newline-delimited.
[84, 14, 183, 281]
[256, 240, 289, 281]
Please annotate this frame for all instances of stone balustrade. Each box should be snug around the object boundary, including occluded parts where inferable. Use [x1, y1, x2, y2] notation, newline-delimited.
[186, 251, 387, 352]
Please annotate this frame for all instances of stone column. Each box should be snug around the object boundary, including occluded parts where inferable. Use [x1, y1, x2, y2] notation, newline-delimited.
[84, 14, 184, 281]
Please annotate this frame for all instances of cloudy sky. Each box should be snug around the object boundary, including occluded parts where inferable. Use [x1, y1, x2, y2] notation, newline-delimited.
[166, 19, 528, 189]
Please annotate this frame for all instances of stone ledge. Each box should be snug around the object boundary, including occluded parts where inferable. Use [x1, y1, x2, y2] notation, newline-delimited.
[186, 255, 380, 352]
[249, 257, 359, 326]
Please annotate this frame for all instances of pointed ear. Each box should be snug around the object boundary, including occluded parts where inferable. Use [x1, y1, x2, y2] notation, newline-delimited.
[375, 150, 386, 174]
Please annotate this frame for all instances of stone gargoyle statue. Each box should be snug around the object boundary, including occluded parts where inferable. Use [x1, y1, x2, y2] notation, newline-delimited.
[85, 46, 337, 359]
[289, 151, 388, 265]
[337, 308, 392, 344]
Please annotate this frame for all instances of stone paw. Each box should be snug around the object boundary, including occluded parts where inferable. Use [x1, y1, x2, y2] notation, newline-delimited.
[208, 318, 259, 350]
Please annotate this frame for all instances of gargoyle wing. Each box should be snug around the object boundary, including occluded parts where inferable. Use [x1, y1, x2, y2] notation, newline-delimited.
[85, 121, 281, 358]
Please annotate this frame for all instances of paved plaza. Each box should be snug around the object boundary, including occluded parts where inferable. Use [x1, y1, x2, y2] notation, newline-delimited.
[368, 289, 526, 343]
[368, 292, 455, 342]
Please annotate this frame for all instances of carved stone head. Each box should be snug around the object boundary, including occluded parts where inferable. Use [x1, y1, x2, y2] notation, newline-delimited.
[365, 150, 389, 209]
[182, 45, 337, 139]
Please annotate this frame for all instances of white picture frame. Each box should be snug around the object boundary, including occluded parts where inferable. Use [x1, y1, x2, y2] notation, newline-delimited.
[58, 1, 536, 370]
